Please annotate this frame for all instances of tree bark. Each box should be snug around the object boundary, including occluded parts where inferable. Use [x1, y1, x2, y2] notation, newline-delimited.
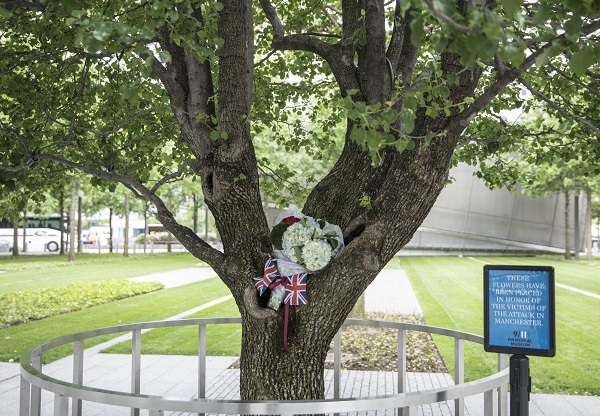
[21, 210, 27, 253]
[68, 179, 77, 261]
[124, 192, 130, 257]
[59, 192, 65, 255]
[565, 190, 571, 260]
[12, 216, 19, 257]
[585, 190, 592, 261]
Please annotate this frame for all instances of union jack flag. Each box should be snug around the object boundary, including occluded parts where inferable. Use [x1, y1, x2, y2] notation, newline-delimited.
[284, 273, 308, 306]
[254, 258, 280, 296]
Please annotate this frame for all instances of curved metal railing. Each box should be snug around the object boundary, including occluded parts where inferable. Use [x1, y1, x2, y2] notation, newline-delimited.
[19, 317, 509, 416]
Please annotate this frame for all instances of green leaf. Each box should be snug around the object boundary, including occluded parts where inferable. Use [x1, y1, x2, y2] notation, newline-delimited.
[0, 6, 14, 18]
[158, 50, 172, 64]
[399, 108, 415, 134]
[269, 222, 289, 250]
[410, 14, 424, 48]
[210, 130, 220, 140]
[533, 2, 551, 25]
[354, 101, 367, 114]
[564, 16, 583, 42]
[500, 0, 522, 19]
[569, 50, 593, 77]
[293, 246, 302, 263]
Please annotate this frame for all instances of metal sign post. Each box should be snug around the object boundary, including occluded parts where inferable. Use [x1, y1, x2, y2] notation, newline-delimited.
[483, 265, 556, 416]
[509, 355, 530, 416]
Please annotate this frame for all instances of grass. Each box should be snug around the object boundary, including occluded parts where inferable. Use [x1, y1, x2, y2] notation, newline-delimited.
[0, 277, 231, 363]
[398, 256, 600, 396]
[0, 252, 205, 294]
[3, 252, 599, 396]
[103, 298, 242, 356]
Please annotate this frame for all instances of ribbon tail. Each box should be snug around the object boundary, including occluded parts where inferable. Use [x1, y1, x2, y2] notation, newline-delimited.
[283, 304, 289, 353]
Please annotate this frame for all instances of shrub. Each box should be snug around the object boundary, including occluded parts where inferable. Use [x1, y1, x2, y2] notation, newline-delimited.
[0, 280, 163, 328]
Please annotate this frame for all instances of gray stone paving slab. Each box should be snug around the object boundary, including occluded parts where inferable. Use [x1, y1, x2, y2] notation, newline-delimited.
[365, 269, 422, 315]
[128, 267, 217, 288]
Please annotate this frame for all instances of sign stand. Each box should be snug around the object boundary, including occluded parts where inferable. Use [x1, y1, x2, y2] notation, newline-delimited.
[483, 265, 555, 416]
[509, 354, 530, 416]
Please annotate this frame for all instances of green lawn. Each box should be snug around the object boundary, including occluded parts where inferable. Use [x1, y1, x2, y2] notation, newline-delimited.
[4, 252, 599, 396]
[103, 298, 241, 356]
[1, 276, 231, 363]
[398, 256, 600, 395]
[0, 252, 205, 294]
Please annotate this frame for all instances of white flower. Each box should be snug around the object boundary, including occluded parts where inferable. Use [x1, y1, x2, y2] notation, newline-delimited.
[302, 239, 332, 271]
[282, 222, 312, 262]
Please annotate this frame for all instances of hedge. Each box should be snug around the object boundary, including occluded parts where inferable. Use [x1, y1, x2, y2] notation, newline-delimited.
[0, 279, 163, 328]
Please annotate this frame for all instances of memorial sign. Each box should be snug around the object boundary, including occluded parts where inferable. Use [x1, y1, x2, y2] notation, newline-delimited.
[484, 265, 555, 357]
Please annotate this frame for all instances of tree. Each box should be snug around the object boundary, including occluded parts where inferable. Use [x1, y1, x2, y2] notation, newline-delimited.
[1, 0, 599, 401]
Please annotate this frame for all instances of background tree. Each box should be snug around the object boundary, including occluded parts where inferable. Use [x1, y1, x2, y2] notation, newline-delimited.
[1, 0, 600, 401]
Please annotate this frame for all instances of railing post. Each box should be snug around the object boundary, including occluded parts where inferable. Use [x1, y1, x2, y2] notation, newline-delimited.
[397, 329, 409, 416]
[498, 353, 508, 416]
[198, 323, 207, 416]
[131, 329, 141, 416]
[31, 355, 42, 416]
[484, 388, 499, 416]
[333, 329, 341, 401]
[331, 328, 341, 416]
[19, 376, 31, 416]
[54, 393, 69, 416]
[72, 340, 84, 416]
[454, 338, 465, 416]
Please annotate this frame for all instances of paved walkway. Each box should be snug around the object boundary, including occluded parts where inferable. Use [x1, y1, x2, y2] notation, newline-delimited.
[1, 267, 598, 415]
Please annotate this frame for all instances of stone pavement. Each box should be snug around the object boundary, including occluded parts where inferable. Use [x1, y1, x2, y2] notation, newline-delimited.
[1, 267, 598, 415]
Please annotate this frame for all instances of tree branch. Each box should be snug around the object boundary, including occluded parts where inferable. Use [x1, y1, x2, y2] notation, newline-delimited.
[258, 0, 284, 40]
[0, 0, 45, 11]
[4, 152, 226, 267]
[519, 76, 600, 135]
[450, 17, 600, 135]
[423, 0, 470, 33]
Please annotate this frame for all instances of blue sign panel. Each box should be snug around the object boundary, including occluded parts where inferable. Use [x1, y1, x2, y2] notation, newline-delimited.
[484, 265, 555, 357]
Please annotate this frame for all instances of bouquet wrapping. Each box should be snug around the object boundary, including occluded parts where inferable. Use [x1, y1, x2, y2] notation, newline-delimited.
[270, 205, 344, 277]
[253, 205, 344, 351]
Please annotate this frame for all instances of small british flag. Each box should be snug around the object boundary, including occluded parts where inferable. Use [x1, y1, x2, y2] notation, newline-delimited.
[254, 258, 280, 296]
[284, 273, 308, 306]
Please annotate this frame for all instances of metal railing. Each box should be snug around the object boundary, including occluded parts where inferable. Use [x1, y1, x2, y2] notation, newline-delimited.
[20, 317, 509, 416]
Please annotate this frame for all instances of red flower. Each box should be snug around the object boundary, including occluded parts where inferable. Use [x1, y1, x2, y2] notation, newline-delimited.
[282, 216, 301, 225]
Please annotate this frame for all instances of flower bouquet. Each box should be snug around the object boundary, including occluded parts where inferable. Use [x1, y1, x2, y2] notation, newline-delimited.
[270, 205, 344, 274]
[254, 206, 344, 351]
[257, 205, 344, 310]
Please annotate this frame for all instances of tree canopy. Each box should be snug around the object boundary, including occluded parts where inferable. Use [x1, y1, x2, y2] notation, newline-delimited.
[1, 0, 600, 401]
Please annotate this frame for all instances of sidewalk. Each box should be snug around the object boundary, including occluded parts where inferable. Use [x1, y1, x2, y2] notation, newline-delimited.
[1, 267, 598, 415]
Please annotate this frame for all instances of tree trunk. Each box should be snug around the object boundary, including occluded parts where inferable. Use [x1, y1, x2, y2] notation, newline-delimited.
[565, 190, 571, 260]
[167, 189, 172, 253]
[21, 210, 27, 253]
[109, 208, 113, 253]
[585, 190, 593, 261]
[59, 192, 65, 255]
[68, 179, 77, 261]
[144, 207, 149, 254]
[124, 192, 130, 257]
[12, 217, 19, 257]
[77, 188, 83, 253]
[151, 0, 477, 403]
[192, 193, 199, 235]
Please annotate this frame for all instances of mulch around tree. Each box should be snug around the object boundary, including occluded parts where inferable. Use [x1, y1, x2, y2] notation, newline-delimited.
[229, 313, 447, 373]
